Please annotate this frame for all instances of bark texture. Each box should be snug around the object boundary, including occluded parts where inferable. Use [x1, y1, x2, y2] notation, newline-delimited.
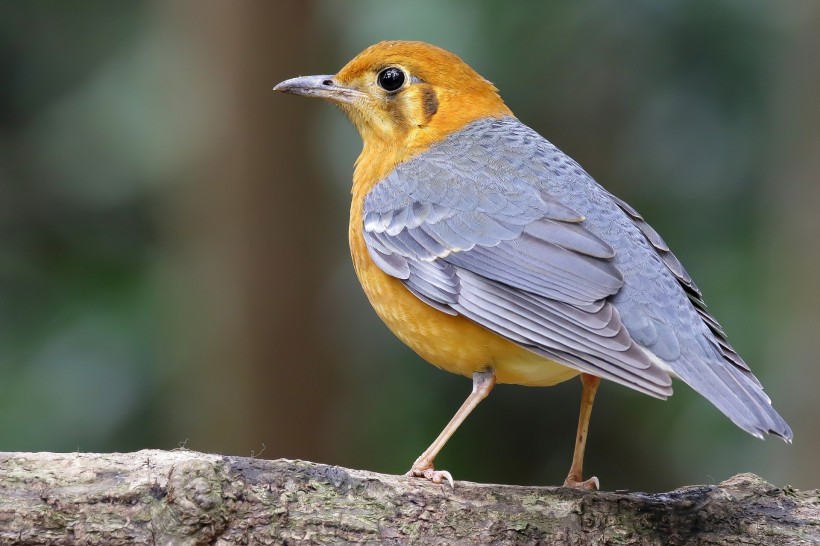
[0, 450, 817, 545]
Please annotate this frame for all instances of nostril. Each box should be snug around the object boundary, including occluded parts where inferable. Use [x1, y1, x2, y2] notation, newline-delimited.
[322, 79, 333, 86]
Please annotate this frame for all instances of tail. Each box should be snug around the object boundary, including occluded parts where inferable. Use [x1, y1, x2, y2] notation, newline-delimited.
[673, 346, 792, 441]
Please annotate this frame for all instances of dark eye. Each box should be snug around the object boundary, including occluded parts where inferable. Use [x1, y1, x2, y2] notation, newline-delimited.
[377, 67, 405, 92]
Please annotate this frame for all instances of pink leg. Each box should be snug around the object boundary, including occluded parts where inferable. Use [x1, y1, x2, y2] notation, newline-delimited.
[407, 370, 496, 487]
[563, 373, 601, 490]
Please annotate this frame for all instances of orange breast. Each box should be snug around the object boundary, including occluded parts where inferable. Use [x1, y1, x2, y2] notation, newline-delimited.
[348, 195, 579, 387]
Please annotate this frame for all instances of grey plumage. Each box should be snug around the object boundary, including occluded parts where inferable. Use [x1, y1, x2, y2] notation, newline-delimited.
[363, 116, 792, 441]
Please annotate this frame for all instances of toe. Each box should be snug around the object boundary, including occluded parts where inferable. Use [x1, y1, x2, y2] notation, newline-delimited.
[407, 465, 455, 487]
[563, 476, 600, 490]
[428, 469, 454, 488]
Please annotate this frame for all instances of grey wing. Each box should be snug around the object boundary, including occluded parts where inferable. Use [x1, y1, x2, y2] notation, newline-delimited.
[363, 116, 791, 442]
[364, 168, 673, 398]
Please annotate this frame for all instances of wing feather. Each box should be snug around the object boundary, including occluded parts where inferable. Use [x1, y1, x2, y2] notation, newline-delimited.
[364, 173, 672, 397]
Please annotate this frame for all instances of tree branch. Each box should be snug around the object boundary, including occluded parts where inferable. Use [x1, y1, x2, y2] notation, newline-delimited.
[0, 450, 816, 545]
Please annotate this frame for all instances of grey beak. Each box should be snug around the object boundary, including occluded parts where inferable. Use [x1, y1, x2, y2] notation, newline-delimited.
[273, 75, 365, 104]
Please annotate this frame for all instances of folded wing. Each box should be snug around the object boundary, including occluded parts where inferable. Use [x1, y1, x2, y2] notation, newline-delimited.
[364, 166, 672, 398]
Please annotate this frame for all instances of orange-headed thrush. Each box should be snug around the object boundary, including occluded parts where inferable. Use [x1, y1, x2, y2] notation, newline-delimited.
[275, 41, 792, 489]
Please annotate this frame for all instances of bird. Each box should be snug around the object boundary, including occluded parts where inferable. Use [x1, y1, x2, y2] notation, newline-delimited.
[274, 40, 792, 489]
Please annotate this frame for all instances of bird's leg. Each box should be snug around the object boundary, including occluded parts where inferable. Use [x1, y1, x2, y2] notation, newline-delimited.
[563, 373, 601, 490]
[407, 369, 496, 487]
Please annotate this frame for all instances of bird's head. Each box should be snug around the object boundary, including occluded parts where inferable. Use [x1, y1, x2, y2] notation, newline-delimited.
[275, 41, 513, 156]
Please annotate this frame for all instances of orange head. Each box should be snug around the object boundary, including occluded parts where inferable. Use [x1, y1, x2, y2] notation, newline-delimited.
[275, 41, 513, 160]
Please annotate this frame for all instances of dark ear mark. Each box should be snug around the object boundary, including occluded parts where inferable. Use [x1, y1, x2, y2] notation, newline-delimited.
[422, 87, 439, 119]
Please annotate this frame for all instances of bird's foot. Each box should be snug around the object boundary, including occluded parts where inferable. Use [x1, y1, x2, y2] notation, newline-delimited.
[563, 475, 600, 490]
[406, 464, 454, 488]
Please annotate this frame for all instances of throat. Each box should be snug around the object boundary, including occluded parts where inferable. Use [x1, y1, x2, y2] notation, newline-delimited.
[352, 139, 405, 199]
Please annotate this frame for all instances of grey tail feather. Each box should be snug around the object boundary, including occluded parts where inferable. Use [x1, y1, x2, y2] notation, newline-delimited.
[678, 355, 793, 442]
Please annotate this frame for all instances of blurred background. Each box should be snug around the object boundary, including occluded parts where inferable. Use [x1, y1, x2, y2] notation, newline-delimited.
[1, 1, 818, 492]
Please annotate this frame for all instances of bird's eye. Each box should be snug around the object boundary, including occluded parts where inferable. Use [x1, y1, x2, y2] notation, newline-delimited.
[377, 67, 406, 92]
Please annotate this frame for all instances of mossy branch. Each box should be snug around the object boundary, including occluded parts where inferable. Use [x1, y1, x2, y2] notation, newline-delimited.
[0, 450, 817, 545]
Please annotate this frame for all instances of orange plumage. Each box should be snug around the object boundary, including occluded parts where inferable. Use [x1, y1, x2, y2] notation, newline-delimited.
[275, 40, 791, 489]
[341, 43, 575, 388]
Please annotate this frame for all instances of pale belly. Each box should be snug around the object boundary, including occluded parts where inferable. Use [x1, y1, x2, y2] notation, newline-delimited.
[350, 217, 578, 387]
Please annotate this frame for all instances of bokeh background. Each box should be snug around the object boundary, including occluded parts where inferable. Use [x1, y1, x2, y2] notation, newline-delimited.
[1, 1, 818, 492]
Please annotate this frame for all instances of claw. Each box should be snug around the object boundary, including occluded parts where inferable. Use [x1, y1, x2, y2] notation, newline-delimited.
[407, 465, 455, 488]
[563, 475, 600, 490]
[428, 469, 454, 487]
